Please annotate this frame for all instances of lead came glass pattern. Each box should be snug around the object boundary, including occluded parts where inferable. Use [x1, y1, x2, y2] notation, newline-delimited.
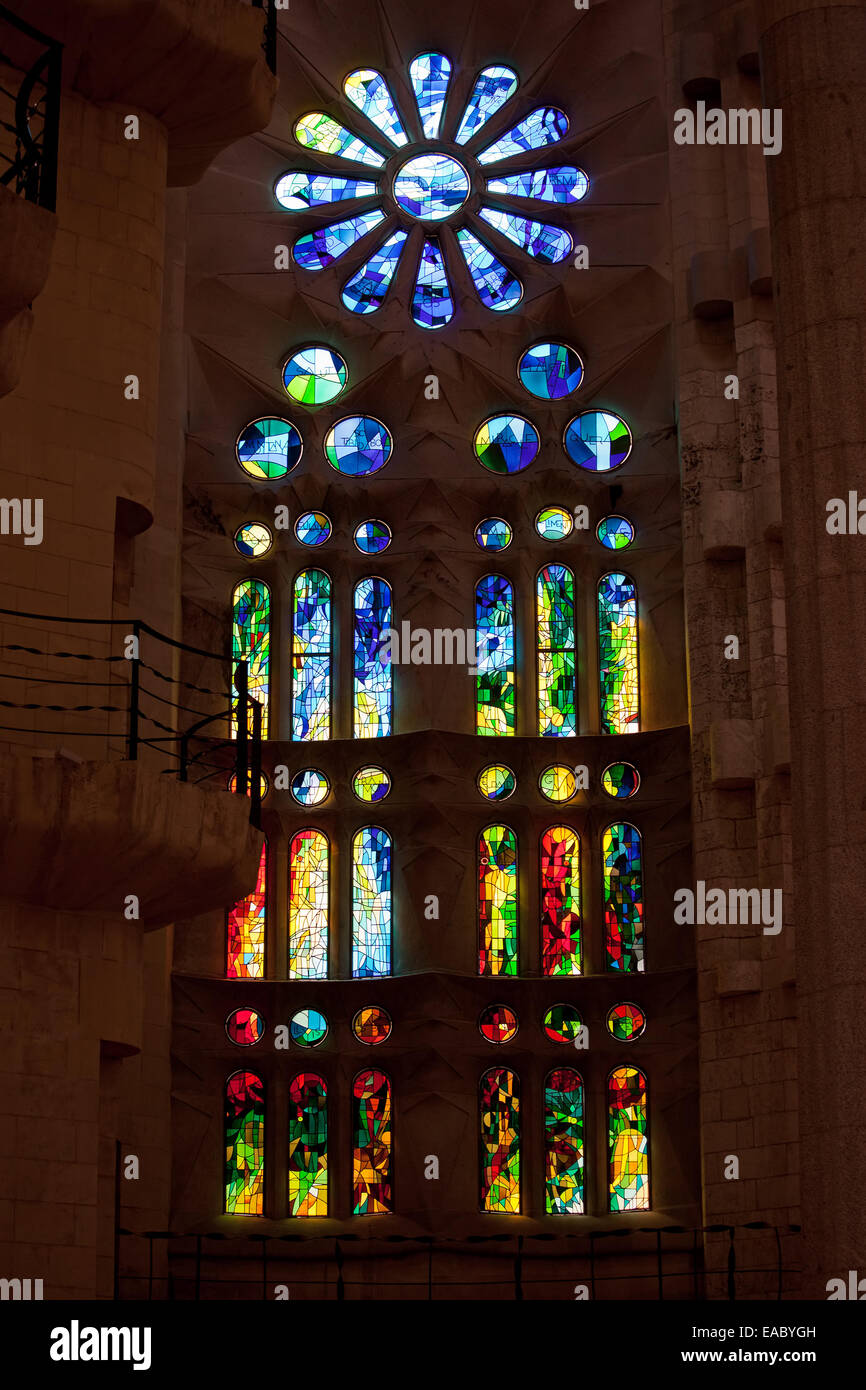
[535, 506, 573, 541]
[455, 66, 518, 144]
[599, 572, 639, 734]
[479, 207, 573, 264]
[537, 564, 576, 736]
[603, 822, 644, 973]
[474, 415, 539, 474]
[353, 766, 391, 802]
[456, 228, 523, 311]
[226, 1008, 265, 1047]
[545, 1068, 584, 1214]
[602, 761, 640, 799]
[234, 523, 272, 559]
[486, 166, 589, 203]
[283, 347, 348, 406]
[477, 764, 516, 802]
[409, 53, 452, 139]
[232, 579, 269, 738]
[352, 827, 392, 978]
[290, 1009, 328, 1047]
[479, 1004, 519, 1044]
[478, 824, 518, 977]
[476, 575, 515, 736]
[353, 1006, 392, 1045]
[225, 1071, 264, 1215]
[288, 1073, 328, 1216]
[236, 417, 303, 480]
[354, 520, 392, 554]
[295, 511, 332, 547]
[288, 829, 329, 979]
[353, 1069, 393, 1214]
[342, 230, 408, 314]
[293, 210, 386, 272]
[480, 1067, 520, 1213]
[543, 1003, 584, 1044]
[290, 769, 329, 806]
[607, 1002, 647, 1041]
[394, 155, 470, 221]
[294, 112, 385, 167]
[477, 107, 569, 164]
[226, 840, 267, 979]
[325, 416, 392, 476]
[275, 172, 378, 210]
[519, 343, 583, 400]
[565, 411, 632, 472]
[541, 826, 582, 977]
[475, 517, 513, 551]
[344, 70, 408, 147]
[540, 764, 577, 803]
[596, 515, 635, 550]
[292, 569, 331, 741]
[609, 1066, 649, 1211]
[413, 239, 454, 329]
[354, 577, 392, 738]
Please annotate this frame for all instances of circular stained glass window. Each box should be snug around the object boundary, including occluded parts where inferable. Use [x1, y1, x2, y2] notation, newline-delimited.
[236, 417, 303, 480]
[290, 769, 330, 806]
[535, 507, 573, 542]
[543, 1003, 583, 1044]
[597, 515, 635, 550]
[601, 762, 640, 799]
[474, 414, 540, 474]
[294, 510, 332, 546]
[227, 771, 270, 799]
[354, 519, 392, 554]
[518, 342, 584, 400]
[477, 764, 516, 802]
[353, 1006, 392, 1045]
[479, 1003, 519, 1044]
[325, 415, 392, 477]
[234, 522, 273, 558]
[564, 410, 632, 472]
[353, 766, 391, 803]
[290, 1008, 329, 1047]
[540, 765, 577, 802]
[225, 1008, 265, 1046]
[282, 346, 348, 406]
[475, 517, 513, 551]
[607, 1002, 646, 1041]
[393, 154, 470, 221]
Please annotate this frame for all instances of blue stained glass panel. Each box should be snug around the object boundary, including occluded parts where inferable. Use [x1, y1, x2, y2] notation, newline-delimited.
[293, 210, 386, 271]
[412, 239, 454, 329]
[324, 416, 392, 477]
[476, 575, 515, 737]
[294, 113, 385, 167]
[352, 827, 392, 978]
[456, 228, 523, 312]
[519, 342, 584, 400]
[342, 230, 408, 314]
[479, 207, 573, 264]
[486, 166, 589, 203]
[393, 154, 470, 221]
[474, 414, 540, 474]
[455, 66, 519, 145]
[344, 70, 409, 147]
[294, 511, 332, 547]
[475, 518, 513, 551]
[274, 173, 378, 210]
[565, 411, 633, 472]
[354, 577, 393, 739]
[597, 515, 635, 550]
[354, 520, 392, 554]
[292, 569, 331, 742]
[409, 53, 452, 140]
[236, 418, 303, 480]
[478, 107, 569, 165]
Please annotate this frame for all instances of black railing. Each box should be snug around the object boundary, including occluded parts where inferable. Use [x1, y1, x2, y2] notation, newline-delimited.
[250, 0, 277, 74]
[0, 4, 62, 210]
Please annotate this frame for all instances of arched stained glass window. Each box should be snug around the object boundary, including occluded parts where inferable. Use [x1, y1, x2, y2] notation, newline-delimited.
[540, 825, 581, 976]
[288, 1073, 328, 1217]
[480, 1067, 520, 1213]
[545, 1068, 584, 1214]
[603, 822, 644, 973]
[354, 577, 392, 738]
[226, 838, 267, 979]
[477, 107, 569, 164]
[598, 571, 639, 734]
[476, 575, 515, 736]
[608, 1066, 649, 1211]
[353, 1069, 393, 1214]
[409, 53, 452, 140]
[225, 1070, 264, 1215]
[232, 579, 269, 738]
[478, 824, 518, 976]
[288, 829, 329, 979]
[292, 569, 331, 741]
[344, 70, 408, 147]
[537, 564, 576, 736]
[455, 66, 518, 145]
[352, 827, 392, 978]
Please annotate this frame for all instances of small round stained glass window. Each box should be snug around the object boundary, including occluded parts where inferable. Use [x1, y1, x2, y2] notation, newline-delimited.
[543, 1003, 583, 1044]
[540, 765, 577, 803]
[234, 522, 273, 558]
[518, 342, 584, 400]
[477, 764, 516, 802]
[564, 410, 632, 472]
[290, 1008, 329, 1047]
[596, 515, 635, 550]
[282, 346, 348, 406]
[325, 415, 392, 476]
[225, 1008, 265, 1046]
[353, 766, 391, 803]
[607, 1002, 646, 1041]
[535, 507, 573, 542]
[601, 762, 640, 799]
[479, 1003, 519, 1044]
[393, 154, 470, 221]
[236, 417, 303, 480]
[294, 510, 332, 546]
[227, 771, 269, 799]
[353, 1006, 392, 1045]
[290, 768, 330, 806]
[354, 520, 392, 554]
[475, 517, 513, 551]
[474, 414, 540, 474]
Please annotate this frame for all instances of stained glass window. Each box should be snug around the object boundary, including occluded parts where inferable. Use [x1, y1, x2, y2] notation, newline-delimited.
[537, 564, 576, 737]
[596, 515, 635, 550]
[541, 825, 581, 976]
[476, 575, 515, 736]
[478, 824, 518, 977]
[353, 1069, 393, 1213]
[232, 578, 269, 738]
[226, 1008, 265, 1046]
[290, 769, 330, 806]
[353, 766, 391, 802]
[477, 764, 516, 802]
[545, 1068, 584, 1214]
[601, 761, 640, 799]
[565, 411, 632, 472]
[598, 572, 639, 734]
[394, 154, 470, 221]
[293, 210, 386, 272]
[226, 840, 267, 978]
[455, 66, 518, 145]
[354, 520, 392, 554]
[289, 1009, 328, 1047]
[234, 523, 273, 558]
[477, 107, 569, 164]
[475, 517, 513, 551]
[283, 347, 348, 406]
[539, 764, 576, 803]
[354, 577, 392, 738]
[227, 770, 269, 799]
[479, 1004, 518, 1044]
[535, 506, 573, 541]
[474, 415, 539, 474]
[603, 822, 644, 972]
[342, 230, 408, 315]
[409, 53, 452, 139]
[486, 166, 589, 203]
[225, 1070, 264, 1215]
[480, 1067, 520, 1213]
[609, 1066, 649, 1211]
[288, 829, 329, 979]
[294, 112, 385, 167]
[236, 417, 303, 480]
[543, 1003, 583, 1044]
[288, 1073, 328, 1216]
[478, 207, 573, 264]
[295, 511, 332, 547]
[352, 827, 392, 978]
[456, 228, 523, 312]
[325, 416, 392, 476]
[518, 343, 583, 400]
[292, 569, 331, 741]
[607, 1002, 646, 1041]
[353, 1006, 392, 1045]
[344, 70, 408, 147]
[412, 239, 454, 329]
[275, 172, 378, 210]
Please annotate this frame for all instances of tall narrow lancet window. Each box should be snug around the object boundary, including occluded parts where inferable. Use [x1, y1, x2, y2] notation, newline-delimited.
[288, 1073, 328, 1217]
[475, 575, 515, 736]
[537, 564, 576, 736]
[480, 1067, 520, 1213]
[352, 827, 392, 978]
[353, 1070, 393, 1214]
[598, 571, 639, 734]
[608, 1066, 649, 1211]
[354, 577, 392, 737]
[603, 822, 644, 972]
[226, 838, 267, 979]
[478, 825, 518, 976]
[292, 569, 331, 741]
[232, 579, 270, 737]
[540, 826, 581, 976]
[225, 1071, 264, 1215]
[288, 829, 329, 979]
[544, 1068, 584, 1214]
